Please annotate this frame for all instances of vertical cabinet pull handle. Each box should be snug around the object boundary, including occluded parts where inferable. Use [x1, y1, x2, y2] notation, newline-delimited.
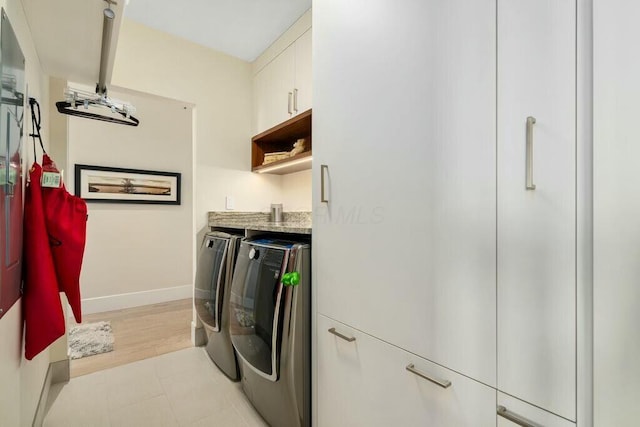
[526, 116, 537, 190]
[497, 406, 540, 427]
[405, 364, 451, 389]
[293, 88, 299, 113]
[320, 164, 329, 203]
[288, 92, 293, 115]
[328, 327, 355, 342]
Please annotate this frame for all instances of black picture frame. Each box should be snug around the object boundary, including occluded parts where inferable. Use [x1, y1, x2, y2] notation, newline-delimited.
[74, 164, 181, 205]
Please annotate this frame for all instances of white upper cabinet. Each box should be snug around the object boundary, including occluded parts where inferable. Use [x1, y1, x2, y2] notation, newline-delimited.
[253, 45, 295, 134]
[294, 29, 312, 115]
[497, 0, 577, 420]
[253, 30, 312, 135]
[313, 0, 497, 387]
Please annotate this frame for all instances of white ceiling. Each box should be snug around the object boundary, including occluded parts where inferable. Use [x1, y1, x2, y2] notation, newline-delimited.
[124, 0, 312, 62]
[20, 0, 310, 92]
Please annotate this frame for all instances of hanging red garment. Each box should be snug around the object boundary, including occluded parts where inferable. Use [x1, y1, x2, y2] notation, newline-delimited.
[41, 154, 87, 323]
[23, 163, 65, 360]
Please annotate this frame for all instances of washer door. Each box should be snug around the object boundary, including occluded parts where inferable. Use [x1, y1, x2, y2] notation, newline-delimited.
[194, 236, 229, 331]
[229, 242, 288, 381]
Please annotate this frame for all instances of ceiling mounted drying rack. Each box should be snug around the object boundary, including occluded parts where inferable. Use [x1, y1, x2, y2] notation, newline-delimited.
[56, 87, 138, 126]
[56, 0, 140, 126]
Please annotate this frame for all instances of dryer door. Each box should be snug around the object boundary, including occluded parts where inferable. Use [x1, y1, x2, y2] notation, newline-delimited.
[194, 236, 229, 331]
[229, 242, 288, 381]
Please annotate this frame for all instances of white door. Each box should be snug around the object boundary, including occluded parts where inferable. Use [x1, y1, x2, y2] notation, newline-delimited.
[313, 0, 497, 386]
[317, 315, 497, 427]
[253, 45, 295, 134]
[294, 29, 312, 114]
[497, 0, 576, 420]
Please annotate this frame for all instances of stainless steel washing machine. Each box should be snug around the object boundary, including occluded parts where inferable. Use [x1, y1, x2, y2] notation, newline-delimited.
[229, 238, 311, 427]
[194, 231, 243, 380]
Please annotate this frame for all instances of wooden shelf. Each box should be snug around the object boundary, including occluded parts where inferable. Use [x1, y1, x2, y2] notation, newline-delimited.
[252, 151, 312, 174]
[252, 109, 312, 174]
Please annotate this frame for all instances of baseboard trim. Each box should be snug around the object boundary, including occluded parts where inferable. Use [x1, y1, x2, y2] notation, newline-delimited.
[33, 357, 69, 427]
[79, 285, 192, 315]
[32, 363, 52, 427]
[50, 359, 70, 384]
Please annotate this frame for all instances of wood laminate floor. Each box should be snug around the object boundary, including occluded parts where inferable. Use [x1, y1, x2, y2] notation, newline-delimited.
[70, 299, 193, 378]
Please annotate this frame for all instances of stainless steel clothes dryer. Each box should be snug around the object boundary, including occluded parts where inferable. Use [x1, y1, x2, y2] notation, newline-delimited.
[229, 238, 311, 427]
[194, 231, 243, 380]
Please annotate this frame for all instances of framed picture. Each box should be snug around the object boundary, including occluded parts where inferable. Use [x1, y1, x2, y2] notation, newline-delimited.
[75, 164, 181, 205]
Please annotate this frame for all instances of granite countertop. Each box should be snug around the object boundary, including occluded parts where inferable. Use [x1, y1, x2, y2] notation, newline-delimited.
[208, 211, 312, 234]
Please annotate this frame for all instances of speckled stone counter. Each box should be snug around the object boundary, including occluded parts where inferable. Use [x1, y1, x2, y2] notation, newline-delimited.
[208, 211, 312, 234]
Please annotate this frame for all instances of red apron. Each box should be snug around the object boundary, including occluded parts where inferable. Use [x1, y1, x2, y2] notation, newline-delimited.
[23, 163, 65, 360]
[41, 154, 87, 323]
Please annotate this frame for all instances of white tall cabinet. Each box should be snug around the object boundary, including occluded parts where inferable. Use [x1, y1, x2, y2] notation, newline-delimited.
[314, 0, 497, 387]
[314, 0, 497, 424]
[313, 0, 588, 426]
[497, 0, 577, 421]
[593, 0, 640, 425]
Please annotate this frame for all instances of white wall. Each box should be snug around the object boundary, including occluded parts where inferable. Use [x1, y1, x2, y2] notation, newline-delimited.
[0, 1, 52, 426]
[66, 87, 194, 311]
[282, 170, 312, 211]
[594, 1, 640, 424]
[111, 19, 285, 238]
[48, 77, 68, 174]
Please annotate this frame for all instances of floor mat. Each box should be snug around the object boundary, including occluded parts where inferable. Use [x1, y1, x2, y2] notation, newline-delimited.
[68, 321, 114, 360]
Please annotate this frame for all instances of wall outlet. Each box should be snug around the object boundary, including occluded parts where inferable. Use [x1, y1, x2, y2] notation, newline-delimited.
[225, 196, 235, 210]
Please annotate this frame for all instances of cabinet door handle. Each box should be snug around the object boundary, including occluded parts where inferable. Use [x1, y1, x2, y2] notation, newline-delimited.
[405, 364, 451, 389]
[293, 88, 299, 113]
[497, 406, 541, 427]
[288, 92, 293, 115]
[328, 327, 355, 342]
[526, 116, 536, 190]
[320, 164, 329, 203]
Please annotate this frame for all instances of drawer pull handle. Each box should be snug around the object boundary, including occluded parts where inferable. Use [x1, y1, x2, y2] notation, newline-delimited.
[497, 405, 541, 427]
[328, 327, 355, 342]
[525, 116, 537, 190]
[320, 165, 329, 203]
[405, 363, 451, 389]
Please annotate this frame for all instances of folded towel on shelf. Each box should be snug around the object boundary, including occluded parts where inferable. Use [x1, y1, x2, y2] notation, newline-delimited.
[263, 151, 291, 165]
[290, 139, 305, 156]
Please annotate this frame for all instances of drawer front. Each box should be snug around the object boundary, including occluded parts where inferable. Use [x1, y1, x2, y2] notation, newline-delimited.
[317, 315, 496, 427]
[497, 393, 575, 427]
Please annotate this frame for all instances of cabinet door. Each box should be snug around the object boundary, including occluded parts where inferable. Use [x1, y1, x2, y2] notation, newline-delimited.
[497, 0, 576, 420]
[294, 29, 312, 114]
[253, 45, 295, 134]
[313, 0, 497, 386]
[317, 315, 496, 427]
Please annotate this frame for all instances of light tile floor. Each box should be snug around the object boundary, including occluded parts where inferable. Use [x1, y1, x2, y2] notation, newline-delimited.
[44, 347, 268, 427]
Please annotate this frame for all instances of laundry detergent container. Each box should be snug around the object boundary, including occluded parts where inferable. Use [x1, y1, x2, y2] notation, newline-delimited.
[229, 237, 311, 427]
[194, 231, 243, 380]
